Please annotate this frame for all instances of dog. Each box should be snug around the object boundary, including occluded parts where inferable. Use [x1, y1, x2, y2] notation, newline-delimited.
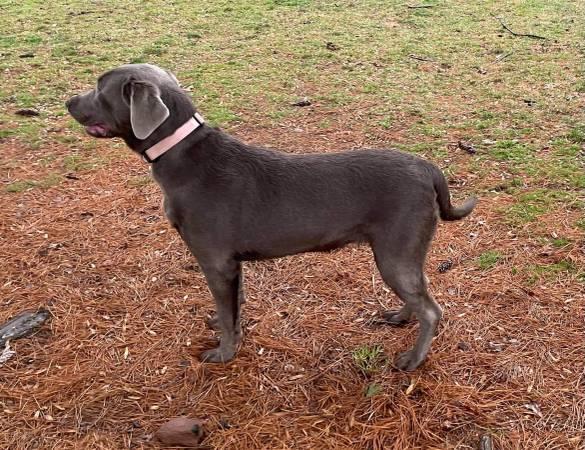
[66, 64, 476, 370]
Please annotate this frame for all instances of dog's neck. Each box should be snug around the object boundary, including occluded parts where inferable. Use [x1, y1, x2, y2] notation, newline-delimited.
[123, 95, 208, 161]
[142, 113, 205, 162]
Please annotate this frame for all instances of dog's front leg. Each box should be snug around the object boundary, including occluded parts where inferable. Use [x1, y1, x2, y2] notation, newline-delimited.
[198, 258, 242, 363]
[206, 269, 244, 336]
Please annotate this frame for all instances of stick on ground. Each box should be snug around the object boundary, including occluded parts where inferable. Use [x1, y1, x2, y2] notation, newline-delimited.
[408, 54, 435, 62]
[494, 16, 547, 40]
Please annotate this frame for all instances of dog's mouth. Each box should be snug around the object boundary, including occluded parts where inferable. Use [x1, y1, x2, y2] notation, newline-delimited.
[84, 124, 110, 138]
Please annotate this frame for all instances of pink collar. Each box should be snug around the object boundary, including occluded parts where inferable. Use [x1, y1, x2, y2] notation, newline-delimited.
[143, 112, 205, 163]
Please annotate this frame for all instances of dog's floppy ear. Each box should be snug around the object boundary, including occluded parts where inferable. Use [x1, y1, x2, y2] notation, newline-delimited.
[125, 79, 170, 140]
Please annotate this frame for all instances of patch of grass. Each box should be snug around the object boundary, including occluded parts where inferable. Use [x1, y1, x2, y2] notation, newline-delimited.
[5, 180, 37, 193]
[396, 142, 437, 155]
[378, 117, 393, 129]
[551, 237, 571, 248]
[576, 218, 585, 231]
[566, 124, 585, 144]
[478, 110, 495, 120]
[0, 35, 17, 48]
[127, 175, 153, 187]
[362, 83, 378, 94]
[352, 344, 386, 375]
[142, 36, 175, 57]
[0, 129, 16, 139]
[204, 106, 240, 125]
[521, 142, 585, 189]
[505, 189, 579, 225]
[364, 382, 382, 398]
[526, 260, 579, 284]
[319, 92, 353, 107]
[63, 154, 104, 172]
[23, 34, 42, 45]
[55, 135, 79, 144]
[13, 121, 44, 148]
[5, 173, 61, 193]
[416, 124, 445, 138]
[51, 44, 78, 58]
[15, 92, 37, 108]
[506, 201, 546, 225]
[477, 251, 502, 270]
[489, 140, 533, 161]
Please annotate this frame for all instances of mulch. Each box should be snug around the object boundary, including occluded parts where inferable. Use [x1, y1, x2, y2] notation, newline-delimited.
[0, 121, 583, 449]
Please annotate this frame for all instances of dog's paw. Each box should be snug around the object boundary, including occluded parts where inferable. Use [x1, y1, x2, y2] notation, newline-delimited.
[200, 347, 236, 363]
[394, 350, 425, 371]
[381, 310, 411, 326]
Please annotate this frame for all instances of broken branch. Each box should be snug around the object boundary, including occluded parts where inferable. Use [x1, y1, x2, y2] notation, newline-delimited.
[494, 16, 547, 40]
[408, 54, 434, 62]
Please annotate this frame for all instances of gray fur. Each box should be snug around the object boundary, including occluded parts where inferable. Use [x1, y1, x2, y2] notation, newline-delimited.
[130, 81, 170, 139]
[66, 64, 477, 370]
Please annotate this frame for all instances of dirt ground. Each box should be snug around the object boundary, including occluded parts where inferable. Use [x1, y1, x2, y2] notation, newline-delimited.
[1, 106, 584, 449]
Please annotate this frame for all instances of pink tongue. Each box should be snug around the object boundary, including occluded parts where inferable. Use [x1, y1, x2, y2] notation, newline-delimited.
[85, 125, 107, 136]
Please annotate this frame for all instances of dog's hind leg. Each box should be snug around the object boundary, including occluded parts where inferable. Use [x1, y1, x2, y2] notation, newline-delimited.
[371, 218, 441, 370]
[375, 254, 441, 370]
[198, 258, 242, 363]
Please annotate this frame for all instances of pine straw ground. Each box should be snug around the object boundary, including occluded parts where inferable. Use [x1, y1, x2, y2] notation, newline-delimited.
[0, 114, 584, 450]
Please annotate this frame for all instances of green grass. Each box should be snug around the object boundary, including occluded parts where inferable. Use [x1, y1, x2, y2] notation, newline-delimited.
[489, 140, 533, 162]
[63, 154, 105, 172]
[477, 251, 502, 270]
[505, 189, 582, 226]
[566, 124, 585, 144]
[352, 344, 386, 375]
[0, 0, 583, 216]
[364, 382, 382, 398]
[525, 260, 580, 284]
[1, 1, 582, 141]
[5, 173, 62, 193]
[551, 237, 571, 248]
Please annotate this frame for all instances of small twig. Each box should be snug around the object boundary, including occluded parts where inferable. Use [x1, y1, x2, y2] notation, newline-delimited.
[408, 54, 434, 62]
[406, 4, 434, 8]
[494, 16, 547, 40]
[495, 51, 513, 62]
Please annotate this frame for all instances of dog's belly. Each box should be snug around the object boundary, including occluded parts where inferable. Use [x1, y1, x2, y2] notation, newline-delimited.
[234, 229, 366, 261]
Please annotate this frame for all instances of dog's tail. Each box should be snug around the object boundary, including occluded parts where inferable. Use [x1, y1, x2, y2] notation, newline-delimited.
[431, 166, 477, 221]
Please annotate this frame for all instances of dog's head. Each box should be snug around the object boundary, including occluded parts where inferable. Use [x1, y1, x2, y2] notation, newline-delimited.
[66, 64, 189, 141]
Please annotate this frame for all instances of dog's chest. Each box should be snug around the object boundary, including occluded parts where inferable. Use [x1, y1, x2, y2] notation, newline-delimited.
[150, 169, 180, 228]
[161, 195, 177, 225]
